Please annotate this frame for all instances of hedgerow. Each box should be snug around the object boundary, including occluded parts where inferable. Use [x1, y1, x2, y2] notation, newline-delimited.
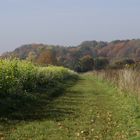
[0, 59, 78, 94]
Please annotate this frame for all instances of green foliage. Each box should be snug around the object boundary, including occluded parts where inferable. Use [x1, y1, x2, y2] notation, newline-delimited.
[71, 56, 110, 72]
[70, 55, 94, 72]
[94, 57, 109, 70]
[0, 59, 78, 94]
[79, 55, 94, 72]
[110, 59, 135, 69]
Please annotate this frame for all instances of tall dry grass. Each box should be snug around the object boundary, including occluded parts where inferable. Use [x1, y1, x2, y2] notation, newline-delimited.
[95, 69, 140, 99]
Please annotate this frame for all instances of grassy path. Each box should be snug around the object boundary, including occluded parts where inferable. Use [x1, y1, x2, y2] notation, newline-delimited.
[2, 74, 140, 140]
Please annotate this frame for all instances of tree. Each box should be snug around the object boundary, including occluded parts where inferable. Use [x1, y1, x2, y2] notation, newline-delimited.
[80, 55, 94, 72]
[37, 49, 57, 65]
[26, 51, 37, 62]
[94, 58, 109, 70]
[112, 59, 135, 69]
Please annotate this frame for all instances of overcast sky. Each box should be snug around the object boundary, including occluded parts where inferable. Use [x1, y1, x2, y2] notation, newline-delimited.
[0, 0, 140, 53]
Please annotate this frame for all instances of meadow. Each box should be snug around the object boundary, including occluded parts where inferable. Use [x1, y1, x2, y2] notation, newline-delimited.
[1, 74, 140, 140]
[95, 68, 140, 100]
[0, 59, 140, 140]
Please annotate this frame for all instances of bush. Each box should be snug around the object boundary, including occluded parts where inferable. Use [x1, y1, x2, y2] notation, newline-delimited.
[110, 59, 135, 69]
[0, 59, 78, 94]
[94, 58, 109, 70]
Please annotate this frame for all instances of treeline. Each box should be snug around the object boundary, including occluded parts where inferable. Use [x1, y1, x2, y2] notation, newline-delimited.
[1, 39, 140, 72]
[65, 56, 140, 72]
[22, 48, 140, 72]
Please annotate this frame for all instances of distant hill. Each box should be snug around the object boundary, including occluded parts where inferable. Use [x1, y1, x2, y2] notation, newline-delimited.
[1, 39, 140, 70]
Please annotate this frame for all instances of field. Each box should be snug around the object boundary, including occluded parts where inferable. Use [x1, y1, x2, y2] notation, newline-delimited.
[0, 60, 140, 140]
[95, 69, 140, 99]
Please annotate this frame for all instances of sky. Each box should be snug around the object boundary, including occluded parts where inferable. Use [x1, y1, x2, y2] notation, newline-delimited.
[0, 0, 140, 53]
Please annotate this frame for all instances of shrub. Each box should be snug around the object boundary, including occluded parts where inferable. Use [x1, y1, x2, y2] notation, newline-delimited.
[94, 58, 109, 70]
[0, 59, 78, 94]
